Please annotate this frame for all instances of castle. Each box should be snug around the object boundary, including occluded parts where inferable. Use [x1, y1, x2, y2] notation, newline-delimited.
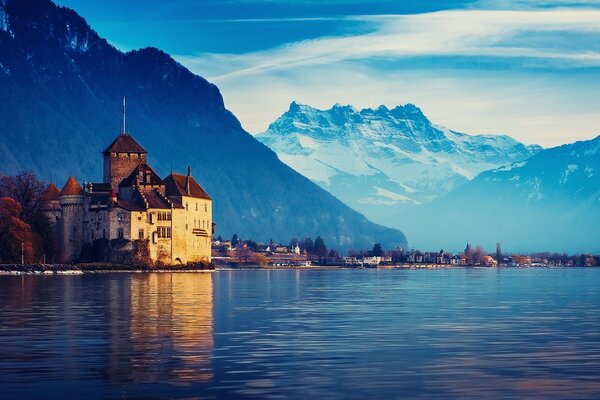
[43, 100, 213, 265]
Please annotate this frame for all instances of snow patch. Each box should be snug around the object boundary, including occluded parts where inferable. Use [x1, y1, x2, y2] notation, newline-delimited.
[560, 164, 578, 184]
[494, 161, 527, 172]
[0, 1, 9, 33]
[359, 187, 421, 206]
[526, 178, 543, 202]
[297, 134, 319, 150]
[585, 166, 594, 178]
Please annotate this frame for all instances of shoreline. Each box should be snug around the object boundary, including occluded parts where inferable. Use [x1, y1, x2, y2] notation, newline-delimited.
[0, 263, 592, 275]
[0, 263, 214, 275]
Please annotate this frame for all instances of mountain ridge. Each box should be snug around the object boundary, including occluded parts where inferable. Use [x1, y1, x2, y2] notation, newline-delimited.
[257, 101, 541, 224]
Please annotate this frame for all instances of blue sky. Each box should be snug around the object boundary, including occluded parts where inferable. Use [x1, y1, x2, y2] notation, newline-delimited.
[55, 0, 600, 147]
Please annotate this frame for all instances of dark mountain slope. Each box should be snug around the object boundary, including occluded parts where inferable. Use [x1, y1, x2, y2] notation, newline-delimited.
[0, 0, 406, 251]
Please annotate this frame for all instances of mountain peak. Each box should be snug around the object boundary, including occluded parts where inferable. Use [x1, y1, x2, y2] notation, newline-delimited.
[390, 103, 426, 120]
[331, 103, 356, 112]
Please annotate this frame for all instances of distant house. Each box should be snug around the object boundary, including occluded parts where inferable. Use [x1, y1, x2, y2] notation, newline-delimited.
[274, 245, 288, 253]
[292, 244, 301, 255]
[483, 255, 498, 267]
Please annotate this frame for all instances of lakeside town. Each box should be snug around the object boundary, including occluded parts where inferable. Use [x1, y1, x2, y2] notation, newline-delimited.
[212, 235, 600, 269]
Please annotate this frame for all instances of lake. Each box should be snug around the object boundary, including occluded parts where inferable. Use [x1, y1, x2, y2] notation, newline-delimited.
[0, 268, 599, 399]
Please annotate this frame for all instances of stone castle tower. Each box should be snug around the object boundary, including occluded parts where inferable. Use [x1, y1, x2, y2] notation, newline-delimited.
[59, 176, 84, 263]
[103, 133, 148, 190]
[102, 98, 148, 189]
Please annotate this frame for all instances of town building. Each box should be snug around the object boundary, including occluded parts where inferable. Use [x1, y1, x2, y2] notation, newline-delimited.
[43, 100, 213, 265]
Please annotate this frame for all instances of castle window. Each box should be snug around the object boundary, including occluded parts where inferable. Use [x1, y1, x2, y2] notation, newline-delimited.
[186, 202, 188, 211]
[157, 227, 172, 239]
[138, 229, 144, 239]
[205, 204, 207, 212]
[196, 203, 198, 211]
[117, 228, 124, 239]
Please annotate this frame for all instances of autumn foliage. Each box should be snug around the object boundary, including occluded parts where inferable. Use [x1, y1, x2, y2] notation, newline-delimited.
[0, 172, 55, 263]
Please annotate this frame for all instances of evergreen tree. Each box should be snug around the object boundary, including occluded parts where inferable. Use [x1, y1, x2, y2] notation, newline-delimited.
[313, 236, 328, 258]
[301, 237, 314, 254]
[372, 243, 384, 256]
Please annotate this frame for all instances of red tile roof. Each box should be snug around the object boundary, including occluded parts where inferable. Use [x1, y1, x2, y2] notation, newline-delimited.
[119, 163, 164, 187]
[142, 189, 172, 209]
[60, 176, 83, 196]
[102, 133, 147, 154]
[164, 173, 211, 200]
[42, 183, 61, 201]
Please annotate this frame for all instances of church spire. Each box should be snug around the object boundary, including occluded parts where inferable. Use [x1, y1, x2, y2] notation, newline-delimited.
[122, 96, 127, 135]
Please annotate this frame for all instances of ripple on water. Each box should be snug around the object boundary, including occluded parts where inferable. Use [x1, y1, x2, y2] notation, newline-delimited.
[0, 269, 599, 399]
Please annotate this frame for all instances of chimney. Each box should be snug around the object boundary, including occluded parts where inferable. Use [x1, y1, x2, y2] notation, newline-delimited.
[109, 188, 117, 204]
[186, 166, 191, 195]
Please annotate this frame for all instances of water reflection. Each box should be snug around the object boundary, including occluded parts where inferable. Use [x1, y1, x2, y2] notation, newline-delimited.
[1, 269, 600, 399]
[108, 273, 214, 385]
[0, 273, 214, 399]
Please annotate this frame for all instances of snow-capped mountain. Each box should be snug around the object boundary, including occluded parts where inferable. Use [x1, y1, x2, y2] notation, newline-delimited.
[257, 102, 541, 225]
[401, 136, 600, 253]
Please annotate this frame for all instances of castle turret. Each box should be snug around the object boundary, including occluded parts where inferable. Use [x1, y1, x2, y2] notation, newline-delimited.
[41, 183, 62, 261]
[59, 176, 84, 263]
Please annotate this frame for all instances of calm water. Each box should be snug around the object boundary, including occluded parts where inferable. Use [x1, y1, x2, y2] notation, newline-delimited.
[0, 268, 599, 399]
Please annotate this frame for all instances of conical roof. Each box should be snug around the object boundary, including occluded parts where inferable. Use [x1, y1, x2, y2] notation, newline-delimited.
[42, 183, 61, 201]
[102, 133, 147, 154]
[60, 176, 83, 196]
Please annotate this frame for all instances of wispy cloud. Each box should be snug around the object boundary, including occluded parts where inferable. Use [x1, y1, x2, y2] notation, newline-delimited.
[175, 7, 600, 147]
[178, 9, 600, 82]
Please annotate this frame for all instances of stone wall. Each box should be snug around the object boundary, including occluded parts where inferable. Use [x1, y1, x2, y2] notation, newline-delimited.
[103, 152, 147, 189]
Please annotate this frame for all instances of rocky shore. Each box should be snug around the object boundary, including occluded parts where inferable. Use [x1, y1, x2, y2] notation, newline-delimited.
[0, 264, 82, 274]
[0, 263, 214, 275]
